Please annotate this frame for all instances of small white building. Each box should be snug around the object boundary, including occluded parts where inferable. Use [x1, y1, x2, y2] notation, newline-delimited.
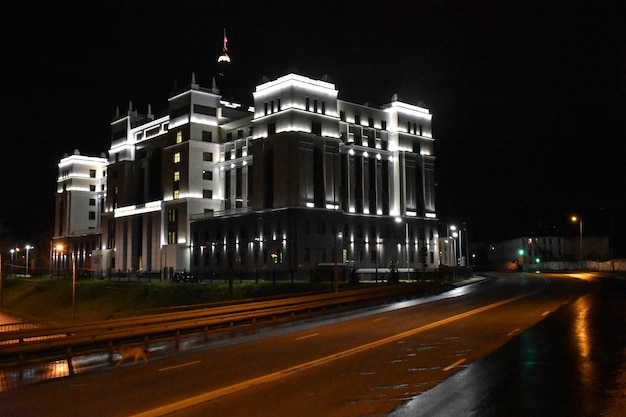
[52, 150, 107, 276]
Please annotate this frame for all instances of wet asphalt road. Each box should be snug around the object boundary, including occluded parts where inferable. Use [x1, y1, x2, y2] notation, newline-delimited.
[2, 273, 625, 416]
[390, 273, 626, 417]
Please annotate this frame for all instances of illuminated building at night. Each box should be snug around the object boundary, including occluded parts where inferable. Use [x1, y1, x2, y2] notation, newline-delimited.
[52, 151, 107, 275]
[53, 72, 445, 279]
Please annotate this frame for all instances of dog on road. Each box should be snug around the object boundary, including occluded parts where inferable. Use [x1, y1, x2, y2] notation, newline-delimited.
[114, 346, 148, 366]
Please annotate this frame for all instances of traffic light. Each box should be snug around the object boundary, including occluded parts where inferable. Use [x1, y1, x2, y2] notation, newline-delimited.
[270, 252, 283, 264]
[518, 249, 524, 256]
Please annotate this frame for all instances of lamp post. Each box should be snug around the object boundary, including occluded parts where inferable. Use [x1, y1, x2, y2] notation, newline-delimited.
[25, 245, 33, 276]
[571, 216, 583, 270]
[72, 253, 77, 323]
[449, 225, 459, 267]
[395, 218, 410, 281]
[0, 253, 3, 310]
[10, 249, 15, 275]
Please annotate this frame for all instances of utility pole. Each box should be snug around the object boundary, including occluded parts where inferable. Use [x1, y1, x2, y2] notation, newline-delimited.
[0, 254, 3, 310]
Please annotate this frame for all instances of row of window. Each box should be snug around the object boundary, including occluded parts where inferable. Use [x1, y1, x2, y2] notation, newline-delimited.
[339, 112, 386, 130]
[59, 169, 101, 179]
[171, 189, 213, 200]
[173, 151, 216, 164]
[175, 128, 252, 144]
[173, 169, 213, 182]
[192, 244, 434, 267]
[339, 112, 425, 137]
[263, 97, 327, 116]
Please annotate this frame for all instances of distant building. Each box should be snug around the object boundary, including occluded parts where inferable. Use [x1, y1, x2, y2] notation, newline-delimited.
[53, 72, 445, 280]
[487, 235, 611, 271]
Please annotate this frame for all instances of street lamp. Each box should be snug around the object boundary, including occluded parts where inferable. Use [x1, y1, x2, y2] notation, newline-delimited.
[10, 249, 15, 275]
[405, 222, 409, 281]
[72, 253, 77, 323]
[25, 245, 33, 276]
[55, 244, 64, 278]
[571, 216, 583, 269]
[395, 218, 410, 281]
[450, 225, 459, 267]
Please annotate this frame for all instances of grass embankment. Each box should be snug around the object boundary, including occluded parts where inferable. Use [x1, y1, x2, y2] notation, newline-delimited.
[1, 277, 344, 325]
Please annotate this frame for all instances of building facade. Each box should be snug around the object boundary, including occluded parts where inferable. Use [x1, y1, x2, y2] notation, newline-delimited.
[53, 73, 446, 280]
[52, 150, 107, 276]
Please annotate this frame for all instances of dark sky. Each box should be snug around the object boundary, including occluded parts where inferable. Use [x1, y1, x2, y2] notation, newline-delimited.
[2, 0, 626, 254]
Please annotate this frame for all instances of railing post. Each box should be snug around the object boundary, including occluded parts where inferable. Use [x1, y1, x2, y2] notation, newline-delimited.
[66, 347, 75, 376]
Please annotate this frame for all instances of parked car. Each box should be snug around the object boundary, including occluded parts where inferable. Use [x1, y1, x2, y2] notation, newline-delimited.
[171, 272, 199, 283]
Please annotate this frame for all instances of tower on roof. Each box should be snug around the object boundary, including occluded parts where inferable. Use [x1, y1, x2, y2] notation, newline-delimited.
[216, 27, 233, 99]
[217, 28, 230, 64]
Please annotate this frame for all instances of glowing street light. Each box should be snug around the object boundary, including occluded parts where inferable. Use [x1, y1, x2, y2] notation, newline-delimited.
[450, 225, 459, 266]
[55, 244, 64, 278]
[571, 216, 583, 269]
[25, 245, 33, 276]
[395, 217, 410, 281]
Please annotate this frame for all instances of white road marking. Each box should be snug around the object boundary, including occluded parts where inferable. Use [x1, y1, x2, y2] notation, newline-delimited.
[507, 328, 520, 336]
[444, 358, 466, 371]
[158, 361, 201, 372]
[295, 333, 319, 341]
[131, 292, 533, 417]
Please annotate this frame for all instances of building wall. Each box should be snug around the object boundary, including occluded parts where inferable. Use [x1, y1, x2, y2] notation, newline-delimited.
[52, 151, 107, 275]
[189, 207, 439, 280]
[54, 73, 441, 278]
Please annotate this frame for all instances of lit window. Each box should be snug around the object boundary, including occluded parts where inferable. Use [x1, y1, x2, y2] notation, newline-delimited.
[176, 131, 183, 143]
[174, 152, 181, 163]
[174, 171, 180, 181]
[173, 189, 180, 199]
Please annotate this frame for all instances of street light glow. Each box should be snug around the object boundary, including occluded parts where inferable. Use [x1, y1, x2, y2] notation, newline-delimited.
[570, 215, 583, 269]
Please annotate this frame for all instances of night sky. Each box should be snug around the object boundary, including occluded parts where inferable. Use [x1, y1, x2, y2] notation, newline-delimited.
[3, 0, 625, 255]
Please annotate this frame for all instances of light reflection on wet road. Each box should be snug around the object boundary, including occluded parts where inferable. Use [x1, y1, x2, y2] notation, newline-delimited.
[3, 273, 626, 417]
[389, 274, 626, 417]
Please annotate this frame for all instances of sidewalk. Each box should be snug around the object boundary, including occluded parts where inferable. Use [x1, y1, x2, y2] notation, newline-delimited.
[0, 312, 23, 326]
[452, 275, 487, 287]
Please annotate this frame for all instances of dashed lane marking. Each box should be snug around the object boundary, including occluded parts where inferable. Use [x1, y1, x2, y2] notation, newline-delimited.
[158, 361, 201, 372]
[295, 333, 319, 341]
[444, 358, 467, 371]
[131, 292, 534, 417]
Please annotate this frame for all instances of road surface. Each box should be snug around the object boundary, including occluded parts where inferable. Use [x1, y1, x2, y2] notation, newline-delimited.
[1, 272, 624, 416]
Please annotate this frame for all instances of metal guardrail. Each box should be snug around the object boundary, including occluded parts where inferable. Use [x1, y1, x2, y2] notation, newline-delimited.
[0, 283, 422, 367]
[0, 322, 42, 333]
